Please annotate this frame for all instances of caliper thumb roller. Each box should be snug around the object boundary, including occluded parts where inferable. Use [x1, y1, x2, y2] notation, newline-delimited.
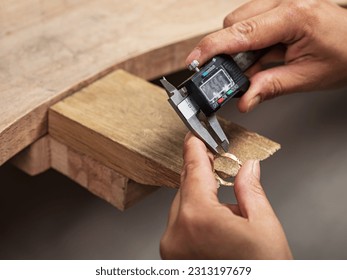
[160, 51, 264, 154]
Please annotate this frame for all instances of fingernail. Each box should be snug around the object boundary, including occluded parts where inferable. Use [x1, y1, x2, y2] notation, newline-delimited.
[252, 160, 260, 180]
[186, 48, 201, 65]
[247, 95, 261, 112]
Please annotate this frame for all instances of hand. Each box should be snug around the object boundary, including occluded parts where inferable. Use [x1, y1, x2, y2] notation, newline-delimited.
[186, 0, 347, 112]
[160, 133, 292, 259]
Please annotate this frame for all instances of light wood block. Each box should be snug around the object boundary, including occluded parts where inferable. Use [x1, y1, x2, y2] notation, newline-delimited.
[49, 70, 280, 188]
[50, 138, 158, 210]
[10, 136, 51, 176]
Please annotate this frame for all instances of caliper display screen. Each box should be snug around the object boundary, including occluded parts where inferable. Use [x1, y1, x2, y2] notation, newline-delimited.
[200, 69, 234, 101]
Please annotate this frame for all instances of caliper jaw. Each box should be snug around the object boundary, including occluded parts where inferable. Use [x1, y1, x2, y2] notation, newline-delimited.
[160, 78, 229, 154]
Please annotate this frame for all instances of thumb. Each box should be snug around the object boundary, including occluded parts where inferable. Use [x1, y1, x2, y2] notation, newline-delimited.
[238, 62, 318, 112]
[180, 133, 218, 205]
[234, 160, 275, 220]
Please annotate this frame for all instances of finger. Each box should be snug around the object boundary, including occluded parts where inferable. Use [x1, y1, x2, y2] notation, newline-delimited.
[234, 160, 275, 220]
[222, 203, 242, 216]
[244, 62, 263, 78]
[238, 61, 319, 112]
[166, 189, 181, 228]
[257, 45, 285, 66]
[223, 0, 280, 27]
[244, 45, 285, 77]
[180, 133, 218, 205]
[186, 7, 302, 66]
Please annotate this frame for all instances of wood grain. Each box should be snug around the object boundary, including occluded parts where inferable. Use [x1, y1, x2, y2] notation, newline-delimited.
[50, 138, 158, 210]
[10, 136, 51, 176]
[2, 0, 345, 37]
[0, 0, 248, 165]
[49, 70, 280, 188]
[214, 119, 281, 178]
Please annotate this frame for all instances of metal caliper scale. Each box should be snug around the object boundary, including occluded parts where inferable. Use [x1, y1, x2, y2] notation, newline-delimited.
[160, 77, 229, 154]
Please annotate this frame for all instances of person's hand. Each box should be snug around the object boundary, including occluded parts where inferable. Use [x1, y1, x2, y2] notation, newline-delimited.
[185, 0, 347, 112]
[160, 133, 292, 259]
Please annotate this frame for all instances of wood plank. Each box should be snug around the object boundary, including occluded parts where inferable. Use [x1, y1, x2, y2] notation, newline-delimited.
[50, 138, 158, 210]
[2, 0, 346, 38]
[0, 0, 248, 165]
[11, 135, 157, 210]
[49, 70, 280, 188]
[10, 136, 51, 176]
[1, 0, 88, 37]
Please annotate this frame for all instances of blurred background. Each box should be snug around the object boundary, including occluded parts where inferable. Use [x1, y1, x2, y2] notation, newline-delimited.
[1, 70, 347, 259]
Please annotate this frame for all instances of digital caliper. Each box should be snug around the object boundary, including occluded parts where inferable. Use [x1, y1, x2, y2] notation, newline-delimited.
[160, 50, 264, 154]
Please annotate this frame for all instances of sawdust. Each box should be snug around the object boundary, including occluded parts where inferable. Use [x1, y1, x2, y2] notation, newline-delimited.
[214, 152, 242, 187]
